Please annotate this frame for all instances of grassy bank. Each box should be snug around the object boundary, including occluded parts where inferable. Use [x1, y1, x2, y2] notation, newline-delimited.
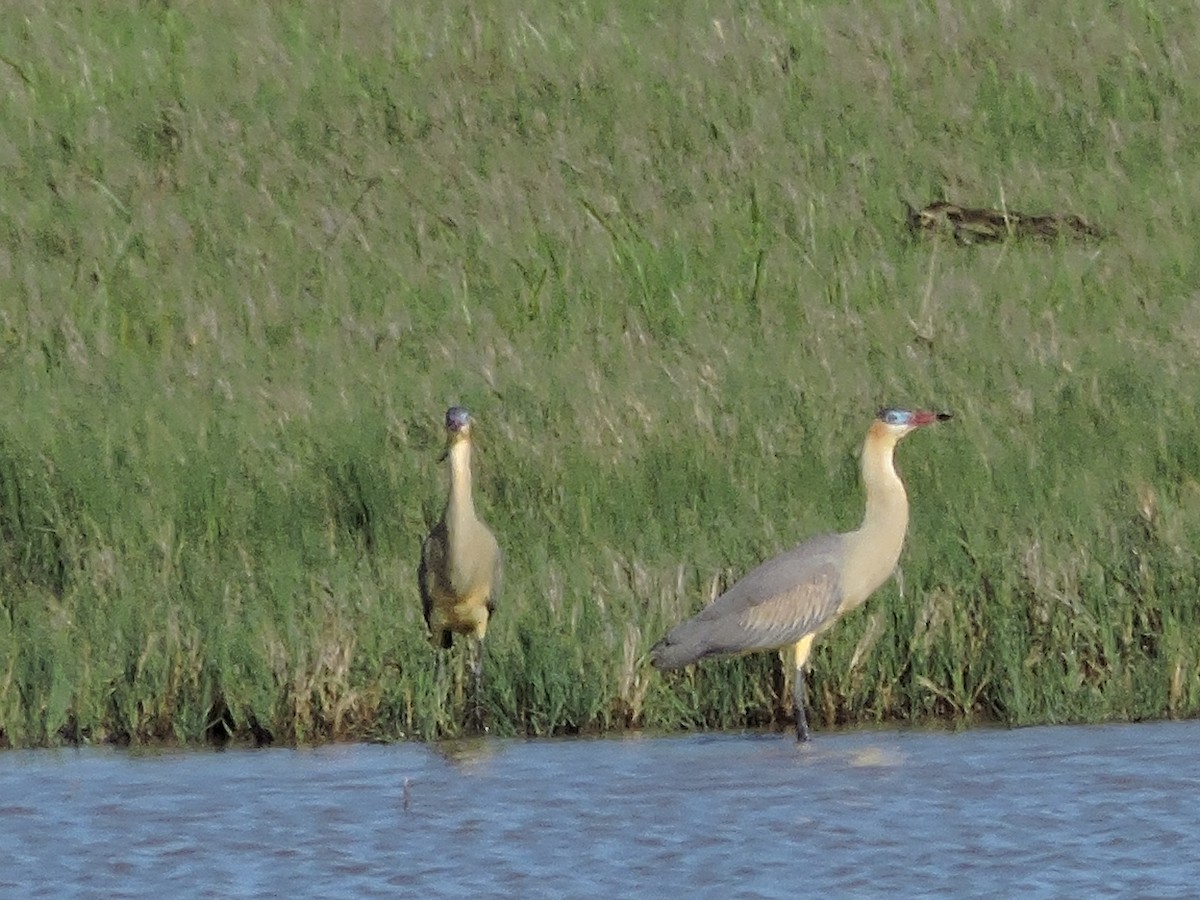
[2, 0, 1200, 747]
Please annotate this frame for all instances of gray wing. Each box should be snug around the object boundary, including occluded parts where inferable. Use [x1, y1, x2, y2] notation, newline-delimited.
[418, 522, 446, 632]
[651, 533, 846, 669]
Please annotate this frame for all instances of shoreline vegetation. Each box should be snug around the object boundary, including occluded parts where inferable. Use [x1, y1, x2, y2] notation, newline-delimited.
[3, 2, 1200, 748]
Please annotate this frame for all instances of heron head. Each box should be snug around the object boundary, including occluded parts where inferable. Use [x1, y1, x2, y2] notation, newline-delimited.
[439, 406, 473, 460]
[446, 406, 472, 434]
[875, 407, 953, 439]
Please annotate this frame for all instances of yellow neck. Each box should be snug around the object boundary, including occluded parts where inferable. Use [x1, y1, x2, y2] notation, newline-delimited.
[445, 439, 476, 530]
[840, 424, 909, 609]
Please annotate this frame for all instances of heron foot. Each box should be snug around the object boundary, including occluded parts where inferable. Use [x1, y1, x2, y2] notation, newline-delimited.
[795, 716, 811, 743]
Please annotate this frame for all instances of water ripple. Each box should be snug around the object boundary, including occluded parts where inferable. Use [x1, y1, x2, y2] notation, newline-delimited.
[2, 721, 1199, 897]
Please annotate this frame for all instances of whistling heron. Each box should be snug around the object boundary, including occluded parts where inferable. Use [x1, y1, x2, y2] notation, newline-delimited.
[419, 406, 502, 729]
[650, 408, 951, 741]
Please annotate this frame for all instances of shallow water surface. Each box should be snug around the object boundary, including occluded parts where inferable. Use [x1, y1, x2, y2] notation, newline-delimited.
[2, 721, 1199, 898]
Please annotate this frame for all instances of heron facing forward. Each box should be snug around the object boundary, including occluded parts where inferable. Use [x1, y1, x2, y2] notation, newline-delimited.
[419, 406, 502, 731]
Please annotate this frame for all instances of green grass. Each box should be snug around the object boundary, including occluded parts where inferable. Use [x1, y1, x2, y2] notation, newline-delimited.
[2, 0, 1200, 746]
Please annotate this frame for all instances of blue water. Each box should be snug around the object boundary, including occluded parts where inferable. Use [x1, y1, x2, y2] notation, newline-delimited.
[2, 721, 1199, 898]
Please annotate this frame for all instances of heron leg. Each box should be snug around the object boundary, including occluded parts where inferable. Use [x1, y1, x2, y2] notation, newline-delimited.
[792, 634, 815, 743]
[469, 635, 487, 734]
[434, 646, 449, 711]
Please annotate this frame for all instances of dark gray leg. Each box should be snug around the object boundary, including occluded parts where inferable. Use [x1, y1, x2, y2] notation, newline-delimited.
[791, 636, 815, 742]
[434, 647, 449, 708]
[793, 669, 811, 742]
[470, 636, 487, 733]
